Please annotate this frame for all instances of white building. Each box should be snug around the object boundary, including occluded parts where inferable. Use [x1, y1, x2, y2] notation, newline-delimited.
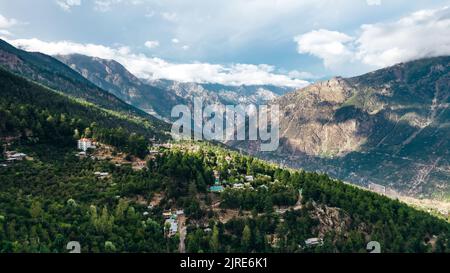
[5, 151, 27, 161]
[245, 175, 254, 182]
[165, 218, 178, 237]
[176, 210, 184, 215]
[305, 238, 323, 247]
[77, 138, 95, 152]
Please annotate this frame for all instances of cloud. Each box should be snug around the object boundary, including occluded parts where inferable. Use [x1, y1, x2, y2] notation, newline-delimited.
[295, 6, 450, 70]
[0, 14, 19, 29]
[56, 0, 81, 12]
[94, 0, 143, 12]
[287, 70, 318, 80]
[145, 10, 155, 18]
[5, 37, 309, 88]
[181, 45, 190, 50]
[294, 29, 355, 69]
[0, 30, 12, 36]
[171, 38, 180, 44]
[161, 12, 178, 22]
[144, 40, 159, 49]
[356, 6, 450, 67]
[366, 0, 381, 6]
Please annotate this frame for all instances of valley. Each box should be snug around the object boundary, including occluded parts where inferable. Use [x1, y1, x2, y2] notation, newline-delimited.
[0, 38, 449, 253]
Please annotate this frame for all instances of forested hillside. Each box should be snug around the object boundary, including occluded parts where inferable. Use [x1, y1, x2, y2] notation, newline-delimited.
[0, 39, 164, 125]
[0, 57, 449, 253]
[0, 67, 169, 155]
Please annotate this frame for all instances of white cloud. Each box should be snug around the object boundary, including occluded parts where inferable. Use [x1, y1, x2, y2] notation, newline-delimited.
[144, 40, 159, 49]
[94, 0, 143, 12]
[171, 38, 180, 44]
[5, 37, 309, 88]
[161, 12, 178, 22]
[181, 45, 189, 50]
[356, 6, 450, 67]
[295, 6, 450, 70]
[294, 29, 355, 69]
[287, 70, 317, 80]
[0, 14, 18, 29]
[56, 0, 81, 12]
[145, 10, 155, 18]
[366, 0, 381, 6]
[0, 30, 12, 36]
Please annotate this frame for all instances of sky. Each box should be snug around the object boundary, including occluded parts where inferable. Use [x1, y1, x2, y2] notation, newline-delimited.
[1, 0, 450, 87]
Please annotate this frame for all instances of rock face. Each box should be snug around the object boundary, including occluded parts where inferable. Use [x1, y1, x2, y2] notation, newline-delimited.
[278, 77, 369, 157]
[56, 54, 185, 119]
[261, 57, 450, 198]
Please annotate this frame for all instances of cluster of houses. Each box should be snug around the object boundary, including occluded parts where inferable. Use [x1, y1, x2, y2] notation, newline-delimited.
[162, 209, 184, 237]
[208, 173, 256, 193]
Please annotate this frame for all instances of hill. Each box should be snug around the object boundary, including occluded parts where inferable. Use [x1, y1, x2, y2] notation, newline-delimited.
[0, 39, 164, 126]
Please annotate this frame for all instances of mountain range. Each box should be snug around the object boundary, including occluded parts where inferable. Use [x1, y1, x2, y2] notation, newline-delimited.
[0, 38, 449, 253]
[55, 54, 294, 120]
[1, 38, 449, 201]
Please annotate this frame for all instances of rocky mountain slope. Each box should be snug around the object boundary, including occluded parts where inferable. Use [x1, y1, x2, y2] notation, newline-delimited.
[56, 54, 185, 119]
[265, 57, 450, 199]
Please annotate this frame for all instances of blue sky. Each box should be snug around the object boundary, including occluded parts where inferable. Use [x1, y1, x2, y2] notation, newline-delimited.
[1, 0, 450, 86]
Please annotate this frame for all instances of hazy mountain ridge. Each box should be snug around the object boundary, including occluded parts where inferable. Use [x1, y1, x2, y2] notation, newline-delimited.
[56, 53, 294, 119]
[148, 78, 292, 105]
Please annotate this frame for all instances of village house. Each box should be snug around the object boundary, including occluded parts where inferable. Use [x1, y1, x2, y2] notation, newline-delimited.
[77, 138, 96, 152]
[162, 210, 173, 219]
[165, 218, 178, 237]
[76, 151, 87, 157]
[94, 171, 109, 179]
[5, 151, 27, 161]
[209, 185, 224, 193]
[245, 175, 254, 182]
[304, 238, 323, 247]
[176, 209, 184, 216]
